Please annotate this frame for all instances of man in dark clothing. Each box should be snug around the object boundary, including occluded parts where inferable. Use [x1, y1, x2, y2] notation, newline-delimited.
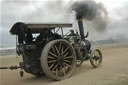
[25, 29, 33, 44]
[36, 29, 53, 47]
[17, 29, 24, 44]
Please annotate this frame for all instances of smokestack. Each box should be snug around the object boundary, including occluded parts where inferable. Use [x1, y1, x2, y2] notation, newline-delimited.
[71, 0, 98, 39]
[77, 17, 85, 39]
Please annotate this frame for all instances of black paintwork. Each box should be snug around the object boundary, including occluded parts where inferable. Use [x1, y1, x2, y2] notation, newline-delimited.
[8, 22, 91, 75]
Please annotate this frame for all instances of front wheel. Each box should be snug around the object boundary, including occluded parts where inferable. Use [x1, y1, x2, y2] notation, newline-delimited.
[90, 49, 103, 68]
[40, 39, 76, 80]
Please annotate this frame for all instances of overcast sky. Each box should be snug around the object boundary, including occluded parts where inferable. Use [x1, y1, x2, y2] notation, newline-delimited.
[0, 0, 128, 47]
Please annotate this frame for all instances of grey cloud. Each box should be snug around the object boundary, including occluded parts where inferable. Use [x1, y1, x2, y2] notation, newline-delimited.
[1, 0, 128, 48]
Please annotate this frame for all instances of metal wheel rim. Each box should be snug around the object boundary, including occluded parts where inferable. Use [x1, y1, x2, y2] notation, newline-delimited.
[47, 41, 75, 78]
[90, 49, 102, 67]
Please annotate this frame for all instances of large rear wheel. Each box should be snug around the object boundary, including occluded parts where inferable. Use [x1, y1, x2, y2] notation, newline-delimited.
[40, 39, 76, 80]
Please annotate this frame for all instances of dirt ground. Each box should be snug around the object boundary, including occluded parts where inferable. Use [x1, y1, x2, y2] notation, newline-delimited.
[0, 43, 128, 85]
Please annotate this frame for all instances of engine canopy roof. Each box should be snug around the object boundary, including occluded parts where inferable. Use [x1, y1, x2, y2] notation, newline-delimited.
[10, 22, 72, 35]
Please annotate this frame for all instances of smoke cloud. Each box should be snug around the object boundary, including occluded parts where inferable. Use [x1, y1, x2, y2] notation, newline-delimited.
[71, 0, 98, 20]
[71, 0, 108, 32]
[1, 0, 128, 48]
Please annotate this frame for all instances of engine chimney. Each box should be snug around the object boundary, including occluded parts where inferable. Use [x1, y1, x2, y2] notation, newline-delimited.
[77, 18, 85, 39]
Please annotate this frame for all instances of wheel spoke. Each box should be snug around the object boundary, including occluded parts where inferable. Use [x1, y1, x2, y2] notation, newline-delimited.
[63, 64, 67, 74]
[63, 47, 69, 55]
[49, 63, 55, 69]
[95, 60, 97, 65]
[49, 52, 57, 57]
[94, 51, 97, 56]
[64, 63, 71, 68]
[64, 59, 71, 63]
[48, 60, 57, 63]
[48, 56, 55, 59]
[95, 58, 100, 65]
[64, 51, 69, 57]
[64, 56, 72, 59]
[55, 45, 59, 55]
[59, 43, 62, 52]
[56, 66, 58, 76]
[52, 46, 56, 54]
[94, 51, 95, 55]
[61, 65, 66, 75]
[52, 63, 58, 71]
[95, 51, 99, 56]
[61, 46, 64, 54]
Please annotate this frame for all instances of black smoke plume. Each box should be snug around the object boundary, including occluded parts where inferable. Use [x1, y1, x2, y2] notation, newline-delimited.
[71, 0, 108, 32]
[71, 0, 107, 20]
[71, 0, 98, 20]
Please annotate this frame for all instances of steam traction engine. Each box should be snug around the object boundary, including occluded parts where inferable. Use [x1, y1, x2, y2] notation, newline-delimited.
[3, 19, 102, 80]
